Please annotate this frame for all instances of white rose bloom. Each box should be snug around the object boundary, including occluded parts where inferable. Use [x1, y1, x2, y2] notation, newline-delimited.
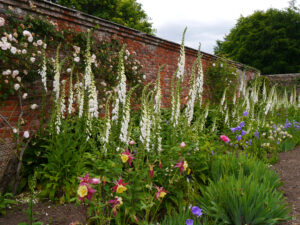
[8, 34, 13, 41]
[22, 93, 28, 99]
[17, 49, 21, 54]
[33, 42, 37, 47]
[37, 51, 41, 55]
[30, 104, 38, 110]
[23, 131, 30, 138]
[37, 40, 43, 46]
[2, 71, 7, 76]
[16, 76, 21, 82]
[10, 46, 17, 54]
[23, 30, 31, 37]
[23, 70, 28, 75]
[0, 17, 5, 27]
[6, 69, 11, 75]
[30, 57, 36, 63]
[74, 57, 80, 62]
[28, 36, 33, 42]
[12, 128, 18, 134]
[22, 49, 27, 54]
[143, 75, 146, 79]
[12, 70, 19, 76]
[43, 43, 47, 49]
[1, 36, 7, 42]
[67, 68, 72, 73]
[14, 83, 20, 91]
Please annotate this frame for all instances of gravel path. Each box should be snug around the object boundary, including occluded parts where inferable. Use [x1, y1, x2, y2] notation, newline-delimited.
[275, 146, 300, 225]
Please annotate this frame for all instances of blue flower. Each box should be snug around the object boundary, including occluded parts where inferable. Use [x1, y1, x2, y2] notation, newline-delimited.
[249, 139, 252, 146]
[239, 121, 245, 128]
[186, 219, 194, 225]
[243, 111, 249, 117]
[191, 206, 203, 217]
[241, 130, 247, 136]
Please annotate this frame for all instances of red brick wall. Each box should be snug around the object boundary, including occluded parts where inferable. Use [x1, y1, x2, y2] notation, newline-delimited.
[0, 0, 259, 181]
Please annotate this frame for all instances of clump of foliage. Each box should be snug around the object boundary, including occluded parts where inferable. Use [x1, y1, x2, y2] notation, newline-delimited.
[48, 0, 155, 34]
[199, 154, 290, 225]
[214, 5, 300, 74]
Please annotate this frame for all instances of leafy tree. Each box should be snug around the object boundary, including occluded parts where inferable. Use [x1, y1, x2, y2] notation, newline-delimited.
[48, 0, 154, 34]
[214, 7, 300, 74]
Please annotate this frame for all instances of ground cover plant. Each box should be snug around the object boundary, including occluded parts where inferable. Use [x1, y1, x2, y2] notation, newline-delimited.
[0, 13, 299, 225]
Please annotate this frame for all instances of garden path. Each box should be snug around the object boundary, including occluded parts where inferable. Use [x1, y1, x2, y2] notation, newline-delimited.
[275, 146, 300, 225]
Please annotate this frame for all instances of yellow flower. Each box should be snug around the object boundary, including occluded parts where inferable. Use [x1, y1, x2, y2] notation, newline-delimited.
[77, 185, 88, 198]
[116, 184, 127, 194]
[117, 197, 123, 206]
[159, 191, 167, 199]
[121, 154, 129, 163]
[183, 161, 188, 171]
[187, 168, 191, 175]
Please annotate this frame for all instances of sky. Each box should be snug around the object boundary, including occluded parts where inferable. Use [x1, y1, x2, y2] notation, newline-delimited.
[136, 0, 289, 54]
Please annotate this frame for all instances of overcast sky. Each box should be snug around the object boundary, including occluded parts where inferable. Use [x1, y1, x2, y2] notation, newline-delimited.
[137, 0, 290, 54]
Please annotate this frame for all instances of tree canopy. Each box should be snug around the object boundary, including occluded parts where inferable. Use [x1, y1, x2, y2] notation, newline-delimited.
[48, 0, 154, 34]
[214, 7, 300, 74]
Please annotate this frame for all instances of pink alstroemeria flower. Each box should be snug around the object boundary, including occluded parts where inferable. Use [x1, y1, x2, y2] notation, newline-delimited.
[174, 158, 188, 175]
[149, 164, 154, 178]
[77, 183, 97, 201]
[121, 148, 134, 166]
[78, 173, 100, 185]
[109, 197, 123, 217]
[77, 173, 100, 201]
[112, 178, 129, 194]
[155, 186, 169, 200]
[220, 135, 230, 143]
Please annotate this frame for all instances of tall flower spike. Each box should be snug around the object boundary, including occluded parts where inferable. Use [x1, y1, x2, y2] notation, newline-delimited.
[112, 46, 127, 121]
[53, 44, 61, 103]
[120, 86, 137, 145]
[140, 84, 152, 152]
[196, 43, 204, 106]
[67, 66, 74, 115]
[176, 27, 187, 80]
[84, 31, 92, 90]
[185, 61, 197, 126]
[103, 94, 112, 152]
[39, 48, 47, 92]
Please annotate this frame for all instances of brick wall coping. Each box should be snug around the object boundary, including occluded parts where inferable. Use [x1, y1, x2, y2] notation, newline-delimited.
[0, 0, 258, 73]
[263, 73, 300, 78]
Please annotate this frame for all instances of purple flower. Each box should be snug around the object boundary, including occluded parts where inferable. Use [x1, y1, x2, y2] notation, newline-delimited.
[249, 139, 252, 146]
[236, 135, 242, 141]
[277, 141, 280, 145]
[235, 126, 242, 131]
[254, 130, 259, 139]
[211, 150, 215, 155]
[191, 206, 203, 217]
[230, 127, 236, 133]
[285, 119, 292, 129]
[241, 130, 247, 136]
[186, 219, 194, 225]
[239, 121, 245, 128]
[243, 111, 249, 117]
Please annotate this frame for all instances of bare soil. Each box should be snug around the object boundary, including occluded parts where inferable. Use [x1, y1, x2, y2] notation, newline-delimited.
[0, 202, 87, 225]
[275, 146, 300, 225]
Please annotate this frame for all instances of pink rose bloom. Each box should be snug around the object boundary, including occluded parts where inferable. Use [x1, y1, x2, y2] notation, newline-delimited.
[180, 142, 186, 148]
[129, 140, 135, 145]
[220, 135, 230, 143]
